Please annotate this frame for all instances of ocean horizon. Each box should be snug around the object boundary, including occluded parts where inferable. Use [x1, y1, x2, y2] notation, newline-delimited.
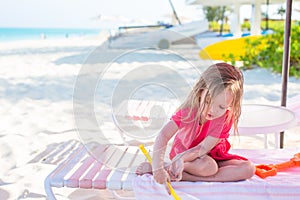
[0, 27, 102, 42]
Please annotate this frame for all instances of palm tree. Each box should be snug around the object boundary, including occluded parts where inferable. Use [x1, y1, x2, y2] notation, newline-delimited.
[277, 6, 286, 20]
[202, 6, 224, 22]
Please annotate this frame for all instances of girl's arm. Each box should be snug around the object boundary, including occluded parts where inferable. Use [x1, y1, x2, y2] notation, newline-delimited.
[176, 136, 220, 162]
[152, 120, 178, 183]
[169, 136, 220, 181]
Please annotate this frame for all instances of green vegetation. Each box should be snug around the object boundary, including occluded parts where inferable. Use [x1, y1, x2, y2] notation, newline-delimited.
[203, 6, 231, 22]
[241, 20, 285, 31]
[209, 21, 230, 32]
[202, 5, 299, 77]
[224, 21, 300, 78]
[209, 20, 285, 33]
[204, 6, 232, 33]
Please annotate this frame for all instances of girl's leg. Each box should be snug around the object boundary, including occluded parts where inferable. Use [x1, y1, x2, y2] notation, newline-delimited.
[183, 155, 218, 177]
[136, 155, 218, 178]
[137, 158, 255, 182]
[181, 159, 255, 182]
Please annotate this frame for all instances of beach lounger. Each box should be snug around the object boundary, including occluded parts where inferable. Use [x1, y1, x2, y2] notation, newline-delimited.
[44, 98, 300, 199]
[44, 144, 300, 200]
[44, 142, 145, 200]
[44, 100, 177, 199]
[112, 99, 179, 145]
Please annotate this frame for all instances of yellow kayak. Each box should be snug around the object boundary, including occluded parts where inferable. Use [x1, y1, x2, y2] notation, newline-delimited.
[199, 35, 262, 60]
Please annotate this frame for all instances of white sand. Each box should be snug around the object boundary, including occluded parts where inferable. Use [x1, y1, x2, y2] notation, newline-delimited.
[0, 34, 300, 200]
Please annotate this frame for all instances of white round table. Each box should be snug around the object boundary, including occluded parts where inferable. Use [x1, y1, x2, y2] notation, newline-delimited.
[238, 104, 297, 148]
[238, 104, 296, 134]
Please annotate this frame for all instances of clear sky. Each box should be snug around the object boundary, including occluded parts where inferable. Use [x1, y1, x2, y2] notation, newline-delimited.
[0, 0, 297, 29]
[0, 0, 197, 29]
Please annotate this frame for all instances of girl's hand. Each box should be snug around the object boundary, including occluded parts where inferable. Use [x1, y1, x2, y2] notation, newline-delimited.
[153, 168, 171, 194]
[153, 168, 170, 184]
[169, 156, 184, 181]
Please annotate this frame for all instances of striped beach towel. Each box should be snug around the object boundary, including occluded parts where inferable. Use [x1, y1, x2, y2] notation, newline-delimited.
[133, 149, 300, 200]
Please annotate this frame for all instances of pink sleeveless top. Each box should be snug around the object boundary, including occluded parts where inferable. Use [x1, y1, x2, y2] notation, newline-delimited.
[169, 108, 247, 161]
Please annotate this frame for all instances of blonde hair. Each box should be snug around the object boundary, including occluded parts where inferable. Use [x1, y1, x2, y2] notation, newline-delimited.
[177, 63, 244, 134]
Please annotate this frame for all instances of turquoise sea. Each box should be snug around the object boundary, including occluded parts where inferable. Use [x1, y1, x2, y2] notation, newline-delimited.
[0, 27, 101, 42]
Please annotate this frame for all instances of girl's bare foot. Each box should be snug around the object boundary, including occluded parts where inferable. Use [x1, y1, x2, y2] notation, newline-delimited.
[135, 162, 152, 175]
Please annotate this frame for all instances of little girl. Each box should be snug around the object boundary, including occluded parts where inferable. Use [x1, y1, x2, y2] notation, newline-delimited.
[136, 63, 255, 187]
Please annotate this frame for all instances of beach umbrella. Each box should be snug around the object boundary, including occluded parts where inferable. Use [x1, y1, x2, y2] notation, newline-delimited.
[280, 0, 293, 148]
